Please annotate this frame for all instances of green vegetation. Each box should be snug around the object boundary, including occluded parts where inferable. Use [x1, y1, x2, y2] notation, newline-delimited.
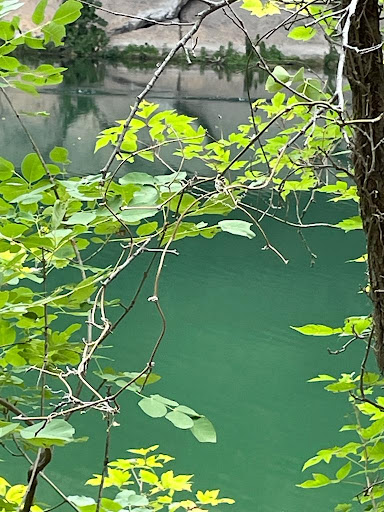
[1, 0, 384, 511]
[1, 445, 234, 512]
[64, 0, 109, 57]
[105, 42, 250, 72]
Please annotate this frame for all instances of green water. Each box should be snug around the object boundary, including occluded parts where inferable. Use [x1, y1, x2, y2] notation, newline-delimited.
[1, 63, 369, 511]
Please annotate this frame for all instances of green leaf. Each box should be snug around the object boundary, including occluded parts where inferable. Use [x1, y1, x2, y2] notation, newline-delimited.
[119, 172, 155, 185]
[291, 324, 342, 336]
[191, 417, 216, 443]
[336, 461, 351, 481]
[169, 193, 197, 214]
[137, 222, 158, 236]
[49, 146, 70, 164]
[365, 442, 384, 462]
[325, 381, 356, 393]
[119, 208, 158, 224]
[347, 253, 367, 263]
[131, 186, 158, 206]
[51, 200, 67, 230]
[288, 26, 317, 41]
[0, 291, 9, 308]
[21, 153, 45, 182]
[339, 424, 358, 432]
[272, 65, 290, 83]
[32, 0, 48, 24]
[0, 56, 19, 70]
[360, 418, 384, 439]
[0, 1, 24, 19]
[115, 491, 148, 507]
[12, 82, 38, 96]
[0, 422, 19, 438]
[4, 348, 26, 366]
[43, 21, 66, 46]
[0, 157, 14, 180]
[336, 216, 363, 232]
[24, 35, 45, 49]
[307, 374, 337, 382]
[0, 223, 28, 237]
[139, 469, 159, 484]
[218, 220, 255, 239]
[114, 490, 135, 507]
[0, 320, 16, 346]
[134, 373, 161, 386]
[150, 394, 178, 407]
[334, 505, 352, 512]
[265, 76, 283, 93]
[20, 419, 75, 446]
[302, 455, 322, 471]
[297, 473, 331, 488]
[0, 21, 15, 41]
[165, 411, 194, 429]
[68, 496, 96, 507]
[174, 405, 201, 417]
[52, 0, 82, 25]
[101, 498, 124, 511]
[297, 79, 323, 101]
[291, 67, 305, 83]
[266, 65, 291, 92]
[66, 212, 96, 226]
[241, 0, 280, 17]
[138, 397, 167, 418]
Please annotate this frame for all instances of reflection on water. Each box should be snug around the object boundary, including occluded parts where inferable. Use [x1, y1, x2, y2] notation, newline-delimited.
[0, 63, 366, 512]
[0, 62, 267, 174]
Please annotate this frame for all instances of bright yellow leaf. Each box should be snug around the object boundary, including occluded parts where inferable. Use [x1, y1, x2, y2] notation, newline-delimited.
[157, 495, 173, 504]
[6, 484, 26, 504]
[107, 468, 132, 487]
[109, 459, 134, 470]
[86, 474, 113, 488]
[180, 500, 198, 509]
[0, 477, 10, 496]
[196, 489, 235, 506]
[241, 0, 280, 16]
[140, 469, 159, 485]
[161, 471, 193, 492]
[196, 490, 220, 503]
[157, 454, 174, 464]
[128, 444, 159, 455]
[146, 455, 163, 467]
[31, 505, 44, 512]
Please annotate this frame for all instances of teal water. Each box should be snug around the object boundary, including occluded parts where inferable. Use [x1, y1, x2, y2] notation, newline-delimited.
[1, 63, 368, 511]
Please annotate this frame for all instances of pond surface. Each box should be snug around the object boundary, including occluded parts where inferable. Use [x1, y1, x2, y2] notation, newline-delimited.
[1, 63, 369, 511]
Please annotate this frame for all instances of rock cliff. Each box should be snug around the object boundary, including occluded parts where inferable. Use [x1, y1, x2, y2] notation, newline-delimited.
[14, 0, 330, 59]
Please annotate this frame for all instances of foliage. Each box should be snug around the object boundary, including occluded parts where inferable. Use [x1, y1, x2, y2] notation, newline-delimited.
[295, 366, 384, 510]
[107, 42, 250, 74]
[84, 445, 234, 512]
[0, 0, 382, 511]
[0, 0, 82, 95]
[0, 446, 234, 512]
[256, 40, 284, 62]
[63, 0, 109, 57]
[294, 311, 384, 510]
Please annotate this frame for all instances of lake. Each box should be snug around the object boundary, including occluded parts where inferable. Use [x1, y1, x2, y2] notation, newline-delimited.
[0, 62, 368, 512]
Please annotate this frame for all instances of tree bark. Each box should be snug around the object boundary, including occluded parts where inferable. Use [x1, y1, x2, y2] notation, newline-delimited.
[344, 0, 384, 370]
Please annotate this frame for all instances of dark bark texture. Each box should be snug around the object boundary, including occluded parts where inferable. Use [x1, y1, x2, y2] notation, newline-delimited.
[344, 0, 384, 370]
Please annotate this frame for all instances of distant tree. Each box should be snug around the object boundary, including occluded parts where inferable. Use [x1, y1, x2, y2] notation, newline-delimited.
[64, 0, 109, 57]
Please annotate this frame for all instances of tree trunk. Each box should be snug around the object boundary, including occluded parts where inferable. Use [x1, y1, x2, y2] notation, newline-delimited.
[344, 0, 384, 370]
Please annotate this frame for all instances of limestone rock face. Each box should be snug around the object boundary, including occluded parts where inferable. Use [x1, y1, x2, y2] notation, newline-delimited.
[10, 0, 330, 58]
[100, 0, 189, 33]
